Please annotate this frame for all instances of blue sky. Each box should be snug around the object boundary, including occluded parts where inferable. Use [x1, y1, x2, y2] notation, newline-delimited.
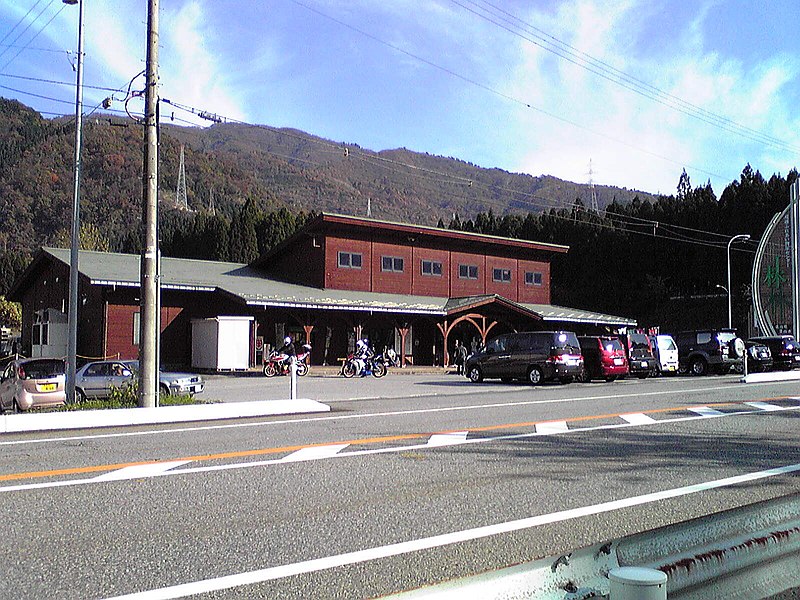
[1, 0, 798, 198]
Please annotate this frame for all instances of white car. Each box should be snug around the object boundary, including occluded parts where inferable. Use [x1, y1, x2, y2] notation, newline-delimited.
[652, 334, 679, 375]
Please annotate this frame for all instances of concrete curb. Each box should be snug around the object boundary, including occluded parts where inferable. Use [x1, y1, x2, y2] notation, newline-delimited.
[0, 398, 330, 434]
[741, 370, 800, 384]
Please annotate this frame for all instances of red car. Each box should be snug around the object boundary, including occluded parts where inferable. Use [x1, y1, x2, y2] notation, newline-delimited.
[577, 336, 629, 382]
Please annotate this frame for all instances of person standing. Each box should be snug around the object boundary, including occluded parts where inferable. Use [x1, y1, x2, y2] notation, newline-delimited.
[454, 339, 468, 375]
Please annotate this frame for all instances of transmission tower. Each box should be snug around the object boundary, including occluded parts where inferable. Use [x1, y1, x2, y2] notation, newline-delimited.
[208, 186, 216, 215]
[587, 159, 599, 213]
[176, 144, 189, 210]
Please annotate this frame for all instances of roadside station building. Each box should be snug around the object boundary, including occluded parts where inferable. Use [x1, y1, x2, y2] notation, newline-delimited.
[8, 213, 635, 368]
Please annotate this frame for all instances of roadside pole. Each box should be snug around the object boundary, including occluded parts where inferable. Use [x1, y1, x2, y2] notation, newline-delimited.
[290, 356, 297, 400]
[138, 0, 159, 408]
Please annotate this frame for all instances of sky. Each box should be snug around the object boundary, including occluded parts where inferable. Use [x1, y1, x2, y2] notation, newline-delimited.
[0, 0, 799, 199]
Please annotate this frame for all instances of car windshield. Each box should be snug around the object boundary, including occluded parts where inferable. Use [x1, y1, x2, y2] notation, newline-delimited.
[602, 339, 623, 352]
[554, 332, 580, 353]
[629, 334, 650, 350]
[658, 337, 677, 351]
[21, 359, 64, 379]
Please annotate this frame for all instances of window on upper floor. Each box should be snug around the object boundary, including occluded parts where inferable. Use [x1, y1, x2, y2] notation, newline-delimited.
[459, 264, 479, 280]
[338, 251, 363, 269]
[492, 268, 511, 283]
[421, 259, 442, 276]
[381, 256, 405, 272]
[525, 271, 543, 286]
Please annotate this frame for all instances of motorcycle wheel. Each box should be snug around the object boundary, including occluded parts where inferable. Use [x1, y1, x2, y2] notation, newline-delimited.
[342, 361, 356, 378]
[372, 362, 387, 378]
[263, 363, 277, 377]
[296, 362, 309, 377]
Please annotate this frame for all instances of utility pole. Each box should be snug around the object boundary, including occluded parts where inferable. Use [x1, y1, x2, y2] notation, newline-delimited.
[64, 0, 84, 405]
[139, 0, 159, 408]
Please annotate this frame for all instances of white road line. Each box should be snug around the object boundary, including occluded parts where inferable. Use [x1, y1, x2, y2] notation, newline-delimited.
[427, 432, 469, 446]
[278, 444, 349, 462]
[745, 401, 784, 411]
[102, 461, 800, 600]
[620, 413, 657, 425]
[688, 406, 726, 417]
[4, 403, 800, 494]
[0, 382, 770, 447]
[535, 421, 569, 434]
[92, 461, 192, 482]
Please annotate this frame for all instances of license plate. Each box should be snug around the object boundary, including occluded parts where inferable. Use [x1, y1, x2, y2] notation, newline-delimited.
[38, 383, 56, 392]
[640, 361, 648, 368]
[794, 356, 800, 361]
[613, 358, 624, 366]
[566, 359, 578, 366]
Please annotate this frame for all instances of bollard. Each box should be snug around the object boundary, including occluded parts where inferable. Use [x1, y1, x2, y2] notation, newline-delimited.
[609, 567, 667, 600]
[289, 355, 297, 400]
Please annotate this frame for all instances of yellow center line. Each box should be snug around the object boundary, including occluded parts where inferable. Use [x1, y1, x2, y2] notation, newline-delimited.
[0, 399, 787, 483]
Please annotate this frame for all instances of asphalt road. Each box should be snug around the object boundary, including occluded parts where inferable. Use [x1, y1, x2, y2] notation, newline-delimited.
[2, 373, 800, 599]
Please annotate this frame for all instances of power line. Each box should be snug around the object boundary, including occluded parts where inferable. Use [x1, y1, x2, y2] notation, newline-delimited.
[453, 0, 800, 155]
[0, 0, 64, 75]
[161, 98, 764, 252]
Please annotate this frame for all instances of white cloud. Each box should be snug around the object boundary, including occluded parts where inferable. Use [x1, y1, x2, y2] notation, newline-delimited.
[495, 0, 800, 196]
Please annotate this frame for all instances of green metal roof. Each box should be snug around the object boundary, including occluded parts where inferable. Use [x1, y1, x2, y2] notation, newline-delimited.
[40, 248, 635, 325]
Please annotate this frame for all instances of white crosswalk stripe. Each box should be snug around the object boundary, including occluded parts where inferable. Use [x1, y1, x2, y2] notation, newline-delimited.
[427, 431, 469, 446]
[279, 444, 350, 463]
[536, 421, 569, 434]
[688, 406, 726, 417]
[745, 401, 784, 411]
[92, 460, 192, 482]
[620, 413, 657, 425]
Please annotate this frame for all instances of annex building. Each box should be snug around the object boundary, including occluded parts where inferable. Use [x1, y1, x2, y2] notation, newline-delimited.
[9, 213, 635, 368]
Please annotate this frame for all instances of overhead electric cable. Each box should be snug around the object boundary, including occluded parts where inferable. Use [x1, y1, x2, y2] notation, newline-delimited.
[454, 0, 800, 154]
[0, 0, 65, 75]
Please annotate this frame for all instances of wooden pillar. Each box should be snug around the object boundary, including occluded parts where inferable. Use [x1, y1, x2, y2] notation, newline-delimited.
[398, 326, 409, 367]
[303, 324, 314, 345]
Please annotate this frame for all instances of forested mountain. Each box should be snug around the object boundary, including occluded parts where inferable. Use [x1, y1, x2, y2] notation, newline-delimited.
[0, 97, 796, 331]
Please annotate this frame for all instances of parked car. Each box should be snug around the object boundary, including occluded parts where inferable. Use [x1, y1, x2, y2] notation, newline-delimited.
[577, 335, 628, 382]
[649, 334, 679, 376]
[747, 336, 800, 370]
[0, 357, 66, 412]
[75, 360, 135, 401]
[672, 329, 744, 375]
[465, 330, 583, 385]
[620, 332, 657, 378]
[123, 361, 205, 397]
[75, 359, 204, 399]
[743, 340, 773, 373]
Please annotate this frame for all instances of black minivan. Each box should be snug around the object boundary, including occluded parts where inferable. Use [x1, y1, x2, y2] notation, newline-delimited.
[464, 331, 583, 385]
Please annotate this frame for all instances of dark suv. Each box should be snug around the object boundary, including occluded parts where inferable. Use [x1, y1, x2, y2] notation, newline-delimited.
[672, 329, 744, 375]
[465, 331, 583, 385]
[747, 335, 800, 370]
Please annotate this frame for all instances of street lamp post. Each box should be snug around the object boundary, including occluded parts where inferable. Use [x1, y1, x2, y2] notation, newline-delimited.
[64, 0, 84, 404]
[726, 234, 751, 330]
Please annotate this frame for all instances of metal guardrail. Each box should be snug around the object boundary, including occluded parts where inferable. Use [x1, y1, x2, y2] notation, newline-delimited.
[386, 494, 800, 599]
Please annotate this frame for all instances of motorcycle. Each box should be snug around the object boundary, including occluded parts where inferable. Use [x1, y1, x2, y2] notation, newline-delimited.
[340, 352, 387, 378]
[263, 344, 311, 377]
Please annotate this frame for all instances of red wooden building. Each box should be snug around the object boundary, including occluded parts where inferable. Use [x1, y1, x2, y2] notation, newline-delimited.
[9, 213, 635, 368]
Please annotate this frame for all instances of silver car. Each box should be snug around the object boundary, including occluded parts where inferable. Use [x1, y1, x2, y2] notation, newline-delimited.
[123, 360, 204, 397]
[0, 358, 66, 412]
[74, 360, 135, 401]
[75, 360, 204, 400]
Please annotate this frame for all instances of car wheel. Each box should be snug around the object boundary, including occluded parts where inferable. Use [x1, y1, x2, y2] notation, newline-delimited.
[11, 399, 20, 414]
[159, 384, 171, 397]
[559, 376, 573, 384]
[605, 375, 617, 382]
[690, 357, 708, 376]
[527, 366, 543, 385]
[467, 366, 483, 383]
[76, 388, 87, 403]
